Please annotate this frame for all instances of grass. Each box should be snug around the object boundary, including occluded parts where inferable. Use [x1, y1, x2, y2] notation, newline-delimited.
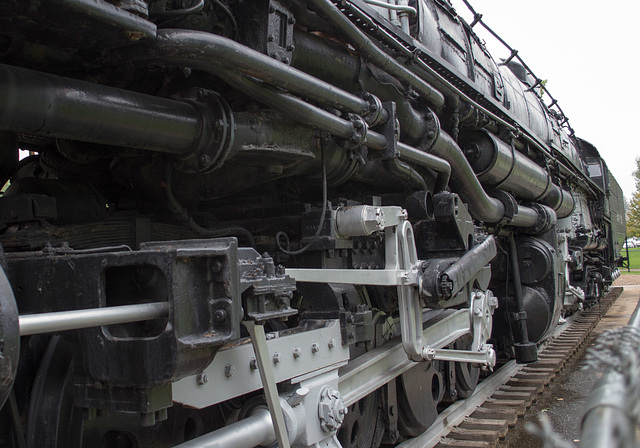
[621, 247, 640, 272]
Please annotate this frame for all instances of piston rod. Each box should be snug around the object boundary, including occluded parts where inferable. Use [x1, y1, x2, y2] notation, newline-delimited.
[174, 408, 276, 448]
[19, 302, 170, 336]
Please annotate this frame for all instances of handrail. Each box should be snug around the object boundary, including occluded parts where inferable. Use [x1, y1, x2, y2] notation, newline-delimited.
[458, 0, 576, 137]
[579, 296, 640, 447]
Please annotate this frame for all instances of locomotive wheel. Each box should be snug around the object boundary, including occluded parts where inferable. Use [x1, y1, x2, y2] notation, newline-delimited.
[397, 361, 443, 437]
[454, 335, 480, 399]
[337, 391, 384, 448]
[26, 336, 83, 448]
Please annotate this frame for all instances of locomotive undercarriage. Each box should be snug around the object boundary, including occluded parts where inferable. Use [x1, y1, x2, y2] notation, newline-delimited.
[0, 0, 622, 447]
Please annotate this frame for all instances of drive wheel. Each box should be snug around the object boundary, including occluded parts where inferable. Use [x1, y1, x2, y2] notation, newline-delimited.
[454, 335, 480, 399]
[337, 391, 384, 448]
[26, 336, 83, 448]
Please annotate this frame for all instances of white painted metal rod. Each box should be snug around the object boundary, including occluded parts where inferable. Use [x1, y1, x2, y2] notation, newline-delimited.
[19, 302, 170, 336]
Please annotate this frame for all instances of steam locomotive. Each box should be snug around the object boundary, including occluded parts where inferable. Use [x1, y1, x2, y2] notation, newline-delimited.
[0, 0, 625, 446]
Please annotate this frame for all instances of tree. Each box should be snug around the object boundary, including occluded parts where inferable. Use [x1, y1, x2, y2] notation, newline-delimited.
[628, 191, 640, 238]
[634, 157, 640, 192]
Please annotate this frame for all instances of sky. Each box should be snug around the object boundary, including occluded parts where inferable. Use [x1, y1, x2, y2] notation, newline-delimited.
[450, 0, 640, 201]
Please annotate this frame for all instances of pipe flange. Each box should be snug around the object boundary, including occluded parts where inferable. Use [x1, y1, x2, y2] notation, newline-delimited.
[488, 189, 517, 223]
[361, 92, 385, 127]
[0, 265, 19, 410]
[421, 108, 440, 150]
[524, 203, 557, 235]
[342, 114, 368, 150]
[318, 386, 348, 433]
[176, 89, 235, 174]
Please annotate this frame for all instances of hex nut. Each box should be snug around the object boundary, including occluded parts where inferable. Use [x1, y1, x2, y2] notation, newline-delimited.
[224, 364, 236, 377]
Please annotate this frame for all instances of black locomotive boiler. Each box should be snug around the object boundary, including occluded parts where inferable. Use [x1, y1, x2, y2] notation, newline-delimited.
[0, 0, 625, 446]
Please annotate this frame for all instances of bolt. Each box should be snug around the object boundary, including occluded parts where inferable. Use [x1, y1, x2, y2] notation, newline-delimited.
[348, 331, 355, 340]
[211, 259, 223, 273]
[286, 44, 295, 51]
[474, 308, 483, 317]
[282, 57, 290, 64]
[311, 343, 320, 353]
[199, 154, 211, 168]
[293, 347, 302, 358]
[196, 373, 208, 385]
[328, 338, 336, 349]
[224, 364, 236, 377]
[213, 309, 227, 323]
[288, 16, 296, 24]
[273, 352, 281, 364]
[346, 315, 355, 324]
[267, 34, 275, 42]
[249, 358, 258, 370]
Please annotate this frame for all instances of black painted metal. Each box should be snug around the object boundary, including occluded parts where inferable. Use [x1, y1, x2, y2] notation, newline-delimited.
[507, 234, 538, 364]
[0, 64, 202, 156]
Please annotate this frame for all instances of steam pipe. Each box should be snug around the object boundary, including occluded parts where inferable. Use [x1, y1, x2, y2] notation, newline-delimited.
[124, 29, 376, 120]
[218, 70, 388, 150]
[397, 142, 451, 192]
[427, 131, 541, 228]
[0, 63, 204, 155]
[305, 0, 446, 109]
[291, 29, 429, 145]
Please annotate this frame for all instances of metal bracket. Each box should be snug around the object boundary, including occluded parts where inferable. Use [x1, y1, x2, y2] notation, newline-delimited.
[422, 346, 495, 366]
[243, 321, 291, 448]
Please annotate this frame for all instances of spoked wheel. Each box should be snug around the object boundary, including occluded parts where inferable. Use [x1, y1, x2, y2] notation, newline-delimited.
[26, 336, 83, 448]
[454, 335, 480, 399]
[337, 390, 384, 448]
[397, 361, 444, 437]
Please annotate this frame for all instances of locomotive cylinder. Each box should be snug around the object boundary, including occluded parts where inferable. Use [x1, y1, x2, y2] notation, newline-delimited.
[462, 130, 553, 201]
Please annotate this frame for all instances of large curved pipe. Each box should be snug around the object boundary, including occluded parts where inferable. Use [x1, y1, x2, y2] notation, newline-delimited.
[122, 29, 376, 120]
[291, 29, 429, 145]
[428, 131, 540, 228]
[397, 142, 451, 192]
[0, 63, 204, 155]
[305, 0, 446, 109]
[218, 70, 388, 150]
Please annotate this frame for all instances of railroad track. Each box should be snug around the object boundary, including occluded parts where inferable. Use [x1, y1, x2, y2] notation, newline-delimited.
[397, 286, 624, 448]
